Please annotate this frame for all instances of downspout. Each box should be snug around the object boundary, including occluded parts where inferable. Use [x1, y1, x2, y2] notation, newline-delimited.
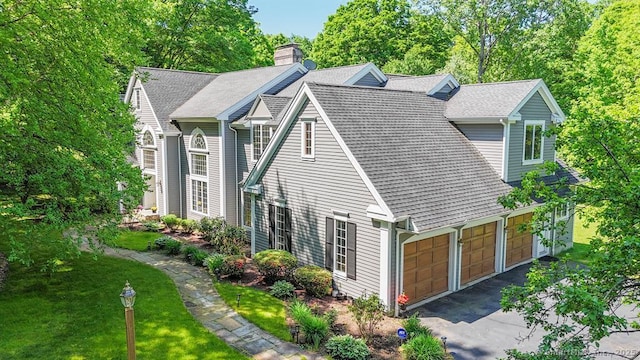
[177, 133, 183, 218]
[228, 123, 239, 224]
[394, 230, 401, 317]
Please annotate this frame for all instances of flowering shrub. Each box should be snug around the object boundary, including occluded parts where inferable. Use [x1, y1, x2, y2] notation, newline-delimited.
[220, 254, 245, 278]
[397, 292, 409, 306]
[253, 249, 298, 284]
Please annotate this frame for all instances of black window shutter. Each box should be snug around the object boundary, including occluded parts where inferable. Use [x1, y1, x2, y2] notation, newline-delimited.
[285, 208, 292, 252]
[268, 204, 275, 249]
[325, 217, 334, 270]
[347, 222, 357, 280]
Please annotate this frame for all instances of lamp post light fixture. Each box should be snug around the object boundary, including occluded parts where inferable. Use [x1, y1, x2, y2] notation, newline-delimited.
[440, 336, 447, 351]
[120, 281, 137, 360]
[236, 293, 241, 307]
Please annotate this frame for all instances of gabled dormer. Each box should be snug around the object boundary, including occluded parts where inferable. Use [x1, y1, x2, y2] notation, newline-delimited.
[444, 79, 565, 182]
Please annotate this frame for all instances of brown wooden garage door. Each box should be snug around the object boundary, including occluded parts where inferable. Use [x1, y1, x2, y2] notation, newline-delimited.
[460, 222, 497, 285]
[505, 213, 533, 268]
[403, 234, 449, 305]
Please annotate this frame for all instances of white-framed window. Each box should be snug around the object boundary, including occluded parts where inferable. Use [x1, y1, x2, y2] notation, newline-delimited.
[334, 219, 347, 275]
[191, 154, 207, 176]
[300, 119, 315, 159]
[252, 124, 273, 161]
[189, 128, 208, 215]
[268, 202, 291, 251]
[556, 202, 569, 220]
[135, 89, 141, 110]
[191, 179, 208, 214]
[242, 192, 252, 228]
[523, 120, 545, 164]
[141, 130, 156, 171]
[142, 150, 156, 170]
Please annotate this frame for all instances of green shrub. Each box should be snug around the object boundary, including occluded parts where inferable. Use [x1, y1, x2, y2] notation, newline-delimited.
[253, 249, 298, 284]
[348, 292, 385, 342]
[401, 334, 446, 360]
[182, 245, 208, 266]
[161, 214, 180, 231]
[142, 221, 162, 232]
[402, 313, 432, 339]
[325, 334, 370, 360]
[205, 253, 226, 276]
[270, 280, 296, 299]
[180, 219, 198, 234]
[288, 300, 328, 350]
[323, 308, 339, 331]
[220, 254, 245, 278]
[153, 235, 173, 250]
[164, 238, 183, 255]
[199, 217, 247, 255]
[293, 265, 332, 298]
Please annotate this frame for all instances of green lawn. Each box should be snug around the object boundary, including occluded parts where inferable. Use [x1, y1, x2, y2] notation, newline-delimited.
[214, 281, 291, 341]
[114, 230, 164, 251]
[558, 211, 598, 265]
[0, 242, 247, 359]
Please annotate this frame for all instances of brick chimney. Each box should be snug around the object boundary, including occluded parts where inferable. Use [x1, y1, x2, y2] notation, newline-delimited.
[274, 43, 303, 66]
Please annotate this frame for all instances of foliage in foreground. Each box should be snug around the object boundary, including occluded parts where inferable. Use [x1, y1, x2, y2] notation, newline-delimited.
[253, 249, 298, 284]
[401, 333, 446, 360]
[497, 2, 640, 358]
[0, 0, 149, 270]
[348, 292, 385, 343]
[288, 300, 330, 350]
[325, 334, 370, 360]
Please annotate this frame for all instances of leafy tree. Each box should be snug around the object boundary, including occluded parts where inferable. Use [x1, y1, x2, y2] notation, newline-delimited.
[421, 0, 591, 84]
[144, 0, 268, 72]
[498, 1, 640, 358]
[0, 0, 148, 269]
[312, 0, 450, 72]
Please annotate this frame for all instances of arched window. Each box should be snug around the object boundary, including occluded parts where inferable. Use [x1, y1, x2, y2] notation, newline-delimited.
[191, 133, 206, 150]
[189, 128, 208, 214]
[142, 131, 155, 146]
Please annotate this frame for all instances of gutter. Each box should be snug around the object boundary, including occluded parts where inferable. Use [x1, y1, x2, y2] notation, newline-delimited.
[228, 122, 239, 224]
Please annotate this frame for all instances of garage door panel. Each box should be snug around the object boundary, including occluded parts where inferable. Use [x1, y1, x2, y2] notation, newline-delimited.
[403, 234, 450, 304]
[461, 222, 497, 285]
[505, 213, 534, 267]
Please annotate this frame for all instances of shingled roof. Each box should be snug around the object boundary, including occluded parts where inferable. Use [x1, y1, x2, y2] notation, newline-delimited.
[275, 63, 373, 97]
[445, 79, 541, 120]
[384, 74, 450, 92]
[306, 83, 513, 231]
[258, 94, 292, 119]
[171, 64, 304, 120]
[136, 67, 217, 132]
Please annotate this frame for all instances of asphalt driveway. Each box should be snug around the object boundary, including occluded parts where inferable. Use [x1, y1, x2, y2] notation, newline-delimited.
[412, 261, 640, 359]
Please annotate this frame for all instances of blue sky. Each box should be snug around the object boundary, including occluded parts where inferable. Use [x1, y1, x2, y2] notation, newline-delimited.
[249, 0, 348, 39]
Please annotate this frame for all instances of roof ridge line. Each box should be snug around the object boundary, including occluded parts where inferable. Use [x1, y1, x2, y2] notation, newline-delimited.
[136, 67, 218, 76]
[305, 81, 442, 96]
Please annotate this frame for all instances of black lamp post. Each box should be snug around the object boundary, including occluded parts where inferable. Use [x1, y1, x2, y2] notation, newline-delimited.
[441, 336, 447, 351]
[120, 281, 137, 360]
[236, 293, 241, 307]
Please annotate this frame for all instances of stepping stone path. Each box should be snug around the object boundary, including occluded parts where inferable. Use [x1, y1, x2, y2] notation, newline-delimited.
[102, 246, 325, 359]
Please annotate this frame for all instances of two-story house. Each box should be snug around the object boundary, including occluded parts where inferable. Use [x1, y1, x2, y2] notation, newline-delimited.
[125, 44, 577, 314]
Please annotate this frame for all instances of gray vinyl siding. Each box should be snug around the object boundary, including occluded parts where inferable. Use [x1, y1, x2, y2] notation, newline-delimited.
[254, 100, 381, 299]
[456, 124, 504, 176]
[506, 92, 555, 182]
[180, 122, 221, 221]
[353, 72, 383, 87]
[135, 80, 164, 213]
[223, 124, 238, 225]
[166, 135, 181, 215]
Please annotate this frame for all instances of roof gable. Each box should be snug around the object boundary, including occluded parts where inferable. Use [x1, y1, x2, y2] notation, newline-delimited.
[126, 67, 217, 132]
[246, 82, 513, 231]
[445, 79, 565, 122]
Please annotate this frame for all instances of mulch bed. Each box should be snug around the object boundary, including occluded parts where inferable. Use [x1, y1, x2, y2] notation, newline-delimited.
[126, 224, 404, 359]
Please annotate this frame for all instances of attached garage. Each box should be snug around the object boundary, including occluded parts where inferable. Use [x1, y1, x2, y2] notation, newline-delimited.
[505, 213, 533, 268]
[460, 222, 497, 285]
[403, 234, 450, 305]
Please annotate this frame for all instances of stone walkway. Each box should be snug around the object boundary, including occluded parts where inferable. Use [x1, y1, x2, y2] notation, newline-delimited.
[102, 246, 324, 359]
